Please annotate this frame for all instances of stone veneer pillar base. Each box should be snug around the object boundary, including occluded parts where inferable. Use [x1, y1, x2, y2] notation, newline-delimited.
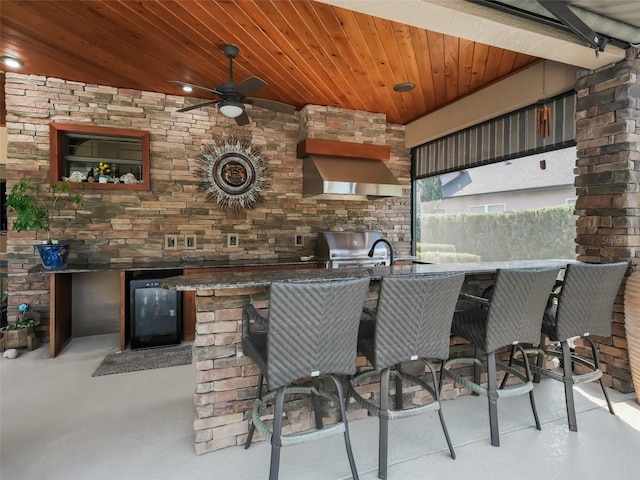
[574, 47, 640, 393]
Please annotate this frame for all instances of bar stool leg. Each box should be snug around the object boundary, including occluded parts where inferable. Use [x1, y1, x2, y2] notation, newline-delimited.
[473, 345, 482, 396]
[517, 344, 541, 430]
[486, 351, 500, 447]
[583, 337, 615, 416]
[499, 345, 517, 389]
[312, 376, 324, 430]
[268, 386, 286, 480]
[561, 340, 578, 432]
[534, 332, 546, 383]
[245, 372, 264, 449]
[394, 364, 404, 410]
[331, 375, 360, 480]
[599, 377, 615, 415]
[438, 360, 446, 394]
[427, 361, 456, 459]
[379, 367, 390, 480]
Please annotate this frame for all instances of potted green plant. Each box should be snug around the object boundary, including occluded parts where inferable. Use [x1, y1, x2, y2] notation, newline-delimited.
[0, 302, 40, 352]
[6, 177, 84, 270]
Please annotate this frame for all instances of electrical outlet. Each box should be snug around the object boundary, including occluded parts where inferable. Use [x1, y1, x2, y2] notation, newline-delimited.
[164, 234, 177, 250]
[184, 234, 196, 250]
[227, 233, 239, 248]
[295, 234, 304, 246]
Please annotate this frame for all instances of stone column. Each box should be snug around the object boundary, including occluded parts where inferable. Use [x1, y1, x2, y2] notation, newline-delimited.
[191, 286, 267, 455]
[574, 47, 640, 392]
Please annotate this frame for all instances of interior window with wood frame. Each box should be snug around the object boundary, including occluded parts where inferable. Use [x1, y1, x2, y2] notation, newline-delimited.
[49, 123, 150, 191]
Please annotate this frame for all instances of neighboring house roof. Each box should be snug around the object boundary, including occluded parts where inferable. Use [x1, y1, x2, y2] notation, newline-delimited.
[442, 148, 576, 197]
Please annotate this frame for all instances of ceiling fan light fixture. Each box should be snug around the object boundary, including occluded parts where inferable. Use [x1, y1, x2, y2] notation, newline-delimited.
[182, 85, 193, 93]
[1, 55, 23, 69]
[218, 100, 244, 118]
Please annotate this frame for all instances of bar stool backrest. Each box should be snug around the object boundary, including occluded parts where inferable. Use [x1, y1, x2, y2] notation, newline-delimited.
[266, 277, 370, 390]
[554, 262, 627, 340]
[373, 273, 465, 370]
[485, 267, 560, 353]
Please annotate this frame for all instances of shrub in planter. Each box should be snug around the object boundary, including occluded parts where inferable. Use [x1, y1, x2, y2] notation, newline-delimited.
[0, 303, 40, 351]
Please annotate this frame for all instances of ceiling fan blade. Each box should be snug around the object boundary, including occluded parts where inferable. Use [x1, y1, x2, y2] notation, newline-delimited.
[246, 98, 296, 115]
[177, 100, 219, 113]
[169, 80, 223, 97]
[235, 112, 250, 126]
[235, 76, 267, 97]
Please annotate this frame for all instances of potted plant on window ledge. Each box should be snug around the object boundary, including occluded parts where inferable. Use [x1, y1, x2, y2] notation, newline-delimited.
[6, 178, 84, 270]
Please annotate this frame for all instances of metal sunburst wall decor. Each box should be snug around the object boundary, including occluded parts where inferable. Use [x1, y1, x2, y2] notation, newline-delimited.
[196, 136, 268, 210]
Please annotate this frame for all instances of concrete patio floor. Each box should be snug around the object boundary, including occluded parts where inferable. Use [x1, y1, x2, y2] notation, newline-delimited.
[2, 333, 640, 480]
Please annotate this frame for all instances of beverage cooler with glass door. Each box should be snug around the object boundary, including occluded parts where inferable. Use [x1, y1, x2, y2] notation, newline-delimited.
[129, 278, 182, 350]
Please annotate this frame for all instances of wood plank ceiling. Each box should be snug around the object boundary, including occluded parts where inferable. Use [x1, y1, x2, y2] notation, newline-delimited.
[0, 0, 539, 125]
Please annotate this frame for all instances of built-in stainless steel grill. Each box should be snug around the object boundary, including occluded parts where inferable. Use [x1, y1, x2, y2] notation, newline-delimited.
[315, 231, 390, 269]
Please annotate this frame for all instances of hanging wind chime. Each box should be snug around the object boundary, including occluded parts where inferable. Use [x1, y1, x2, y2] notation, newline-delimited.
[536, 61, 552, 139]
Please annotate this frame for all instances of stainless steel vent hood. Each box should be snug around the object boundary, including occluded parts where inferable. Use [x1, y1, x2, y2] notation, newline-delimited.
[302, 156, 402, 200]
[297, 138, 403, 200]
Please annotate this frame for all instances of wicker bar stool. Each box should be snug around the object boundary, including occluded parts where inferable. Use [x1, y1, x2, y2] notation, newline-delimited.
[242, 277, 370, 480]
[508, 262, 627, 431]
[350, 273, 465, 480]
[442, 267, 560, 447]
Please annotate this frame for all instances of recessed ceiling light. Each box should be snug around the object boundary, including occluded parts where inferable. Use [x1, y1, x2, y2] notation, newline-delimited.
[1, 55, 24, 69]
[182, 85, 193, 93]
[393, 82, 415, 93]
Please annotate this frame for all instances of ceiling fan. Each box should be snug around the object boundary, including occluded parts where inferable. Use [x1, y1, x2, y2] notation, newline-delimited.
[170, 44, 296, 126]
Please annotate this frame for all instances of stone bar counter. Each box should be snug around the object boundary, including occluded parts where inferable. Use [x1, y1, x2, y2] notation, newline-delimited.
[160, 259, 571, 455]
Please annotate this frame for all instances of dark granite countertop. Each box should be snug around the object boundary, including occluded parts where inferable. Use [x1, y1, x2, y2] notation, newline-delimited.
[160, 259, 574, 291]
[28, 254, 417, 274]
[28, 257, 325, 274]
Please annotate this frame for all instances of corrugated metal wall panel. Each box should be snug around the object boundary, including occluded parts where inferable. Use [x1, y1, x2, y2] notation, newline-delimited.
[413, 91, 576, 179]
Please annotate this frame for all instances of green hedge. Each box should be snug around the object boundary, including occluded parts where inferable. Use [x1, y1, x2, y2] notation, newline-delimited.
[416, 243, 481, 263]
[418, 251, 482, 263]
[416, 243, 457, 253]
[418, 205, 576, 261]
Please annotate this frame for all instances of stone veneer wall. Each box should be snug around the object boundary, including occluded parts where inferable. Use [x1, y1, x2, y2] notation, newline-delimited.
[574, 47, 640, 392]
[3, 73, 410, 322]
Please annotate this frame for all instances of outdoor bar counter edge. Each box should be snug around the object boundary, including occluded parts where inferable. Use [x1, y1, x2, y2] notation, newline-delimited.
[160, 259, 573, 291]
